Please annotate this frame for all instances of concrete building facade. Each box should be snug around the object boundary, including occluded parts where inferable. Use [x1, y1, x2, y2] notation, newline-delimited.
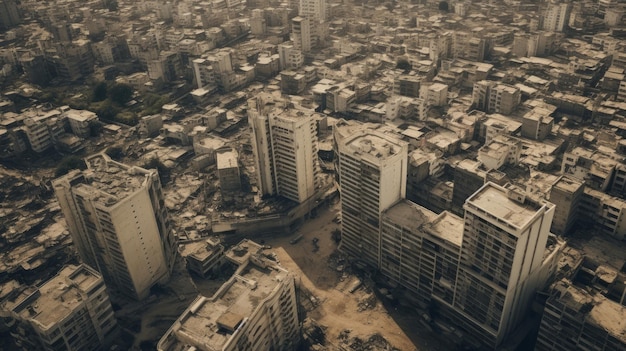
[334, 121, 408, 268]
[53, 154, 177, 300]
[158, 239, 300, 351]
[7, 264, 117, 351]
[248, 94, 321, 203]
[453, 183, 556, 348]
[543, 3, 572, 32]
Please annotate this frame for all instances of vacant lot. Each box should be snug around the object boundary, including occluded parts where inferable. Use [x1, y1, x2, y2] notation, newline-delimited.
[266, 202, 451, 351]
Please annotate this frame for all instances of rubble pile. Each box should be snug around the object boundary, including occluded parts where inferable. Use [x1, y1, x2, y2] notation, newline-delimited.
[357, 293, 377, 312]
[338, 332, 400, 351]
[302, 317, 327, 347]
[0, 173, 74, 285]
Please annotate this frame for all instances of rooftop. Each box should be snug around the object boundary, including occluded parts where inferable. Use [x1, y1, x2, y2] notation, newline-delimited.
[216, 148, 239, 170]
[163, 241, 290, 351]
[70, 154, 153, 207]
[337, 122, 407, 162]
[466, 182, 551, 230]
[383, 200, 438, 231]
[426, 211, 464, 247]
[13, 265, 101, 331]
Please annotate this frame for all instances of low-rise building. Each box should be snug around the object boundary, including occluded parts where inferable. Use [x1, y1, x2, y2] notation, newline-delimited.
[180, 238, 225, 278]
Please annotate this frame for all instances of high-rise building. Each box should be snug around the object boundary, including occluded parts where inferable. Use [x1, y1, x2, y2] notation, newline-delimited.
[380, 200, 464, 307]
[453, 182, 556, 348]
[291, 16, 311, 53]
[299, 0, 326, 23]
[543, 3, 572, 32]
[0, 0, 20, 30]
[53, 154, 177, 300]
[536, 278, 626, 351]
[334, 121, 408, 268]
[6, 264, 117, 351]
[157, 239, 300, 351]
[248, 94, 321, 203]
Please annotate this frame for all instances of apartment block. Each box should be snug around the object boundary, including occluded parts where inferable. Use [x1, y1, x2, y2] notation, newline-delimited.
[521, 108, 554, 141]
[299, 0, 326, 23]
[216, 147, 241, 192]
[53, 154, 177, 300]
[543, 3, 572, 32]
[7, 264, 117, 351]
[158, 239, 300, 351]
[179, 238, 225, 278]
[248, 94, 321, 204]
[334, 121, 408, 268]
[380, 201, 463, 307]
[536, 279, 626, 351]
[451, 159, 507, 216]
[453, 183, 555, 348]
[580, 187, 626, 241]
[548, 176, 584, 236]
[512, 32, 557, 58]
[291, 16, 311, 53]
[472, 81, 521, 115]
[278, 44, 304, 70]
[394, 75, 422, 98]
[22, 110, 66, 153]
[65, 109, 97, 139]
[477, 135, 522, 171]
[561, 147, 616, 192]
[420, 83, 448, 107]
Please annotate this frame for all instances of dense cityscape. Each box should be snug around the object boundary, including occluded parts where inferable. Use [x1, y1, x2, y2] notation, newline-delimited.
[0, 0, 625, 350]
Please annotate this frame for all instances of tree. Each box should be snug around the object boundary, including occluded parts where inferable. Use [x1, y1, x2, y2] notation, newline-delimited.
[109, 83, 133, 105]
[105, 146, 124, 160]
[89, 120, 104, 137]
[92, 82, 108, 102]
[95, 99, 119, 121]
[438, 1, 449, 12]
[396, 58, 412, 71]
[115, 111, 138, 126]
[55, 156, 87, 177]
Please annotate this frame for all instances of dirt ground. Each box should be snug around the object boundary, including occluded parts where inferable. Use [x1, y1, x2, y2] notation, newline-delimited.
[266, 201, 452, 351]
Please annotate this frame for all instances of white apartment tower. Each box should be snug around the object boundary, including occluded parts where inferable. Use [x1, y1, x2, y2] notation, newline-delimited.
[543, 3, 572, 32]
[453, 182, 555, 347]
[334, 121, 408, 268]
[248, 94, 321, 203]
[53, 154, 177, 300]
[299, 0, 326, 23]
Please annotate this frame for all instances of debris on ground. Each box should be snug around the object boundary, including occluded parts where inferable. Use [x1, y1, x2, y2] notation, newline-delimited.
[357, 293, 377, 312]
[343, 333, 401, 351]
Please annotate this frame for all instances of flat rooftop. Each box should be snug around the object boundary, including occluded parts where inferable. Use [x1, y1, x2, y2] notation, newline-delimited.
[72, 154, 153, 207]
[466, 183, 547, 230]
[553, 176, 583, 193]
[346, 131, 405, 160]
[164, 250, 289, 351]
[13, 265, 101, 331]
[179, 239, 222, 262]
[383, 200, 438, 231]
[216, 149, 239, 170]
[427, 211, 464, 247]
